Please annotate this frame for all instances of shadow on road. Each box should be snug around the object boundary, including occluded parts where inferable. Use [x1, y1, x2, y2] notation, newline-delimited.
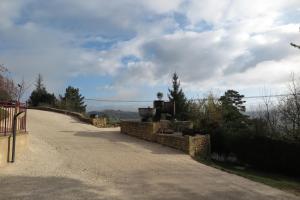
[0, 175, 108, 200]
[0, 173, 295, 200]
[0, 175, 241, 200]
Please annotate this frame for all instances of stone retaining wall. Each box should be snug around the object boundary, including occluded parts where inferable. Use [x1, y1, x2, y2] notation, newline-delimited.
[91, 118, 107, 128]
[29, 107, 91, 124]
[189, 135, 211, 157]
[120, 120, 160, 141]
[120, 120, 210, 159]
[156, 134, 189, 152]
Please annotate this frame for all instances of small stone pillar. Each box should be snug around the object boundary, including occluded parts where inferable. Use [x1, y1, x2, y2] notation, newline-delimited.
[188, 134, 211, 159]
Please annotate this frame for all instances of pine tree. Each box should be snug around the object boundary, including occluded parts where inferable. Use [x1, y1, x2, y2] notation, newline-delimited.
[61, 86, 86, 113]
[28, 74, 56, 106]
[35, 74, 44, 91]
[219, 90, 246, 112]
[168, 73, 188, 120]
[219, 90, 248, 130]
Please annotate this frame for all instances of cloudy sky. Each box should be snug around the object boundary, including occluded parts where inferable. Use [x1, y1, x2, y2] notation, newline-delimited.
[1, 0, 300, 110]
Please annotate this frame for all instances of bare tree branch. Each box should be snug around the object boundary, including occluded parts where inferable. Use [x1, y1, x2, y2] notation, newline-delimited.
[290, 42, 300, 49]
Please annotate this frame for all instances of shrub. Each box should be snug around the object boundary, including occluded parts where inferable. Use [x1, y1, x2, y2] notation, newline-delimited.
[211, 129, 300, 176]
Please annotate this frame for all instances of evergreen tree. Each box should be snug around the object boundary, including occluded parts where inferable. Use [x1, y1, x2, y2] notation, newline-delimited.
[28, 74, 56, 106]
[219, 90, 246, 112]
[168, 73, 188, 120]
[219, 90, 248, 130]
[35, 74, 44, 91]
[61, 86, 86, 113]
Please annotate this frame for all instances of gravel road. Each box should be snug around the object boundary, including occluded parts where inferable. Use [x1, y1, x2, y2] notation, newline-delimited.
[0, 109, 298, 200]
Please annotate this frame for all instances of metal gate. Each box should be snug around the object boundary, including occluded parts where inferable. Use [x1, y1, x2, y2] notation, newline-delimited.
[0, 101, 27, 136]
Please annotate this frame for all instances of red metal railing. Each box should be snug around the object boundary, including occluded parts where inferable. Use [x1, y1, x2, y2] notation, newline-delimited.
[0, 101, 27, 136]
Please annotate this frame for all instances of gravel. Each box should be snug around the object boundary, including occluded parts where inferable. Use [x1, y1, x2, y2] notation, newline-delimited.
[0, 109, 298, 200]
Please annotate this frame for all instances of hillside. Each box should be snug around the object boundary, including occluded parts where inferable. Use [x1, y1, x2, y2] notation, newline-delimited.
[88, 110, 140, 122]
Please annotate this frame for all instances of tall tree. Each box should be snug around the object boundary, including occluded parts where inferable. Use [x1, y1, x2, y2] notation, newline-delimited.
[219, 90, 248, 130]
[219, 90, 246, 112]
[278, 74, 300, 140]
[168, 73, 187, 120]
[28, 74, 56, 106]
[35, 73, 44, 91]
[0, 64, 18, 101]
[60, 86, 86, 113]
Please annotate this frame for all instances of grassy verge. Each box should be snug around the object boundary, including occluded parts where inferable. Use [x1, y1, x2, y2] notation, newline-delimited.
[196, 158, 300, 196]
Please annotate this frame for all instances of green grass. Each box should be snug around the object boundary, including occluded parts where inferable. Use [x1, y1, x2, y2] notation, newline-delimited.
[196, 158, 300, 196]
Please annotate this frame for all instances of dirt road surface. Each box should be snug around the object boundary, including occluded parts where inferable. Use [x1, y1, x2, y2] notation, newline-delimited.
[0, 110, 298, 200]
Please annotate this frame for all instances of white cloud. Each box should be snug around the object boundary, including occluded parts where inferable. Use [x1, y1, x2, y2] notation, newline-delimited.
[0, 0, 300, 105]
[0, 0, 27, 27]
[184, 0, 299, 26]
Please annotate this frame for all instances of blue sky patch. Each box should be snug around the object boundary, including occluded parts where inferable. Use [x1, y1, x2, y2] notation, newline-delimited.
[121, 55, 141, 65]
[192, 20, 213, 32]
[174, 12, 190, 29]
[81, 40, 117, 51]
[65, 75, 114, 98]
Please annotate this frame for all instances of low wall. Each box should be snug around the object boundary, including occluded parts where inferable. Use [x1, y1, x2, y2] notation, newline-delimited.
[188, 135, 211, 158]
[0, 133, 28, 167]
[120, 120, 160, 141]
[91, 118, 107, 128]
[156, 133, 189, 152]
[120, 120, 210, 159]
[29, 107, 91, 124]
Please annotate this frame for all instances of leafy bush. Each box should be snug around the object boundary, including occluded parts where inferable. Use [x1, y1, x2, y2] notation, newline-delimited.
[210, 129, 300, 176]
[188, 89, 300, 176]
[235, 136, 300, 176]
[29, 90, 56, 107]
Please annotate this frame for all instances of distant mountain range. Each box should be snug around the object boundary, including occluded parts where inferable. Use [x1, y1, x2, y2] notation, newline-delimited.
[88, 109, 140, 122]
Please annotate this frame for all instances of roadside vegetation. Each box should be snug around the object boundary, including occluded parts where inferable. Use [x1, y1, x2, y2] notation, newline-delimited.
[0, 65, 18, 120]
[26, 71, 300, 192]
[0, 65, 18, 101]
[28, 74, 86, 113]
[186, 87, 300, 176]
[167, 72, 300, 187]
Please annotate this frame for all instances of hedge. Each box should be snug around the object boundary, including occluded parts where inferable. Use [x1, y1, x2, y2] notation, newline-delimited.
[211, 131, 300, 176]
